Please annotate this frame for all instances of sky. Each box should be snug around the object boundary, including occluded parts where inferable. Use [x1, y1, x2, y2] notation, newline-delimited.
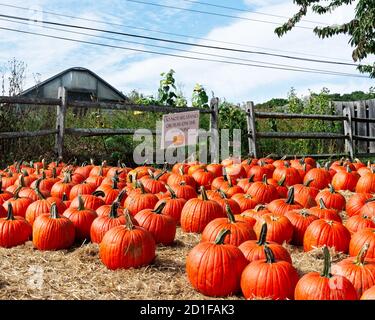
[0, 0, 373, 104]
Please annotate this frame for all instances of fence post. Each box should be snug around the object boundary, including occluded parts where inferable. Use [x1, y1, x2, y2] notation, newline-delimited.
[342, 104, 354, 159]
[209, 97, 219, 163]
[246, 101, 257, 158]
[56, 87, 67, 158]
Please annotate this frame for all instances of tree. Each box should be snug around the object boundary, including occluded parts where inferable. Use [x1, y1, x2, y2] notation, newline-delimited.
[274, 0, 374, 77]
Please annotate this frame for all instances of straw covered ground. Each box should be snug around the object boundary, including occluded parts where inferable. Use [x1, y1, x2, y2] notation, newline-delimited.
[0, 191, 352, 300]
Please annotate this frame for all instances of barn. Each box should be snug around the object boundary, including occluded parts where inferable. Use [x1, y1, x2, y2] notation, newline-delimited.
[20, 67, 127, 102]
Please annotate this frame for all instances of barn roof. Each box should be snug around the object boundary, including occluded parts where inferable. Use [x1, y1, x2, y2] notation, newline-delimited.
[20, 67, 127, 101]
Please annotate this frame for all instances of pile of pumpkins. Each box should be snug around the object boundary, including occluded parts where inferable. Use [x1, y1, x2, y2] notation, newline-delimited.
[0, 157, 375, 300]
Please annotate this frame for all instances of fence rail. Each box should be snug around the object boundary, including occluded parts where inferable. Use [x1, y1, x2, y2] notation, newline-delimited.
[0, 87, 219, 159]
[246, 98, 375, 159]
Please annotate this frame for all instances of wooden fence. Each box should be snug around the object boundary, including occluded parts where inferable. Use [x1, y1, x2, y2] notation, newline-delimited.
[0, 86, 218, 159]
[246, 99, 375, 159]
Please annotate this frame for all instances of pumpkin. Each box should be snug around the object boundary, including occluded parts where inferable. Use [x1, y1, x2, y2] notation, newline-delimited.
[99, 211, 156, 270]
[331, 165, 359, 191]
[236, 176, 255, 193]
[211, 169, 236, 190]
[359, 198, 375, 219]
[303, 167, 331, 190]
[0, 203, 32, 248]
[315, 184, 346, 211]
[254, 213, 293, 244]
[69, 191, 105, 210]
[2, 187, 33, 218]
[285, 209, 319, 246]
[361, 285, 375, 300]
[309, 199, 342, 222]
[168, 182, 197, 200]
[32, 203, 75, 250]
[63, 195, 98, 241]
[266, 187, 302, 216]
[90, 162, 110, 177]
[246, 175, 279, 204]
[69, 182, 96, 200]
[356, 169, 375, 194]
[154, 185, 186, 224]
[293, 179, 319, 208]
[181, 186, 225, 233]
[220, 178, 244, 198]
[349, 228, 375, 259]
[267, 176, 288, 198]
[140, 169, 167, 194]
[241, 205, 271, 221]
[345, 214, 375, 234]
[346, 193, 373, 217]
[167, 166, 196, 189]
[239, 223, 292, 263]
[215, 190, 241, 215]
[240, 245, 299, 300]
[303, 219, 351, 253]
[186, 229, 248, 297]
[248, 162, 273, 181]
[96, 177, 123, 205]
[201, 203, 256, 246]
[272, 162, 302, 187]
[295, 246, 357, 300]
[96, 191, 126, 217]
[90, 202, 127, 244]
[134, 201, 176, 245]
[0, 180, 12, 204]
[332, 243, 375, 297]
[171, 163, 190, 175]
[191, 168, 214, 189]
[25, 181, 67, 226]
[50, 172, 74, 199]
[231, 193, 257, 212]
[123, 181, 159, 216]
[206, 163, 223, 178]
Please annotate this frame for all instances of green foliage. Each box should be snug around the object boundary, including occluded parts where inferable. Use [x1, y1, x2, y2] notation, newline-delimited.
[192, 84, 209, 109]
[274, 0, 375, 77]
[157, 69, 187, 107]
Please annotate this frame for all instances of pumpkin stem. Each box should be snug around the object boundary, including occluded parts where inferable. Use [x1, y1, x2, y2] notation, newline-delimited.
[6, 203, 15, 221]
[62, 193, 68, 201]
[155, 170, 166, 181]
[165, 184, 177, 199]
[17, 175, 26, 188]
[33, 178, 46, 200]
[77, 195, 85, 211]
[264, 245, 276, 264]
[178, 166, 185, 176]
[115, 190, 126, 203]
[222, 167, 228, 182]
[109, 201, 119, 218]
[257, 223, 268, 245]
[346, 165, 352, 173]
[50, 203, 59, 219]
[321, 246, 332, 278]
[354, 243, 370, 265]
[278, 175, 286, 186]
[304, 178, 314, 187]
[124, 209, 134, 230]
[63, 171, 72, 183]
[52, 167, 57, 179]
[225, 203, 236, 223]
[262, 174, 268, 185]
[200, 186, 209, 201]
[137, 181, 146, 194]
[214, 229, 230, 245]
[254, 204, 267, 212]
[92, 190, 105, 197]
[153, 201, 166, 214]
[219, 189, 228, 199]
[248, 174, 255, 183]
[286, 187, 295, 205]
[111, 176, 118, 190]
[319, 198, 328, 209]
[328, 184, 335, 194]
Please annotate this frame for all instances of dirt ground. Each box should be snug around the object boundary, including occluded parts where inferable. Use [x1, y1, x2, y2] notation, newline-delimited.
[0, 227, 348, 300]
[0, 191, 352, 300]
